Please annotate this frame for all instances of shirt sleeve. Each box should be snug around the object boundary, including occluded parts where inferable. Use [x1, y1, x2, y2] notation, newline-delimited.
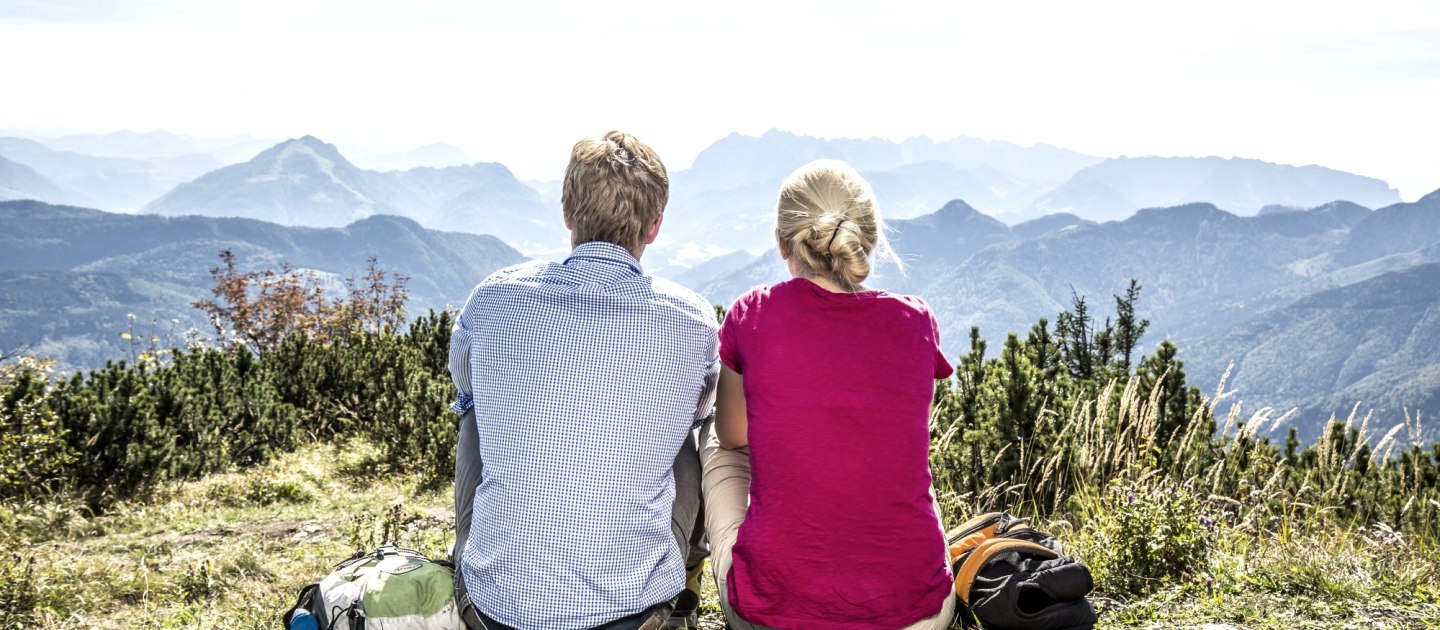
[925, 302, 953, 380]
[718, 291, 754, 374]
[448, 286, 482, 414]
[693, 329, 720, 428]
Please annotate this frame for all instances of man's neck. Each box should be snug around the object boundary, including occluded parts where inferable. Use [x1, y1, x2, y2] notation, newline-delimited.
[571, 240, 644, 262]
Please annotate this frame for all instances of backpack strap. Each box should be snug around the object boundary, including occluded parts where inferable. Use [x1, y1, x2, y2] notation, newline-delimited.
[280, 583, 320, 629]
[346, 601, 367, 630]
[954, 539, 1059, 604]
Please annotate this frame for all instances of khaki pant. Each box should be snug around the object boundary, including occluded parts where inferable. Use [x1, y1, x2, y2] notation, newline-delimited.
[698, 420, 957, 630]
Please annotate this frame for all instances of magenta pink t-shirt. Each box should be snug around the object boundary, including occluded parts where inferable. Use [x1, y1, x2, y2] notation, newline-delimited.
[719, 278, 955, 630]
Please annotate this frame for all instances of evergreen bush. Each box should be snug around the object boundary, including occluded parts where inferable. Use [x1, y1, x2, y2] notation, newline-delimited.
[1081, 479, 1215, 597]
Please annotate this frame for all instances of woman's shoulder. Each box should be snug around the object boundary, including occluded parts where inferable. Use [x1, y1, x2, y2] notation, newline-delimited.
[726, 279, 797, 313]
[874, 289, 935, 316]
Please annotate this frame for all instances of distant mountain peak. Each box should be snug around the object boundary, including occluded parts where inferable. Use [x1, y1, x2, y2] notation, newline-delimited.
[1309, 200, 1371, 214]
[247, 137, 360, 191]
[1129, 202, 1229, 223]
[289, 135, 345, 158]
[1419, 187, 1440, 207]
[935, 199, 983, 217]
[903, 199, 1010, 236]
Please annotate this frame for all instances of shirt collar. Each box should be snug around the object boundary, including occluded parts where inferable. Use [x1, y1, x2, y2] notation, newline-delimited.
[564, 241, 644, 275]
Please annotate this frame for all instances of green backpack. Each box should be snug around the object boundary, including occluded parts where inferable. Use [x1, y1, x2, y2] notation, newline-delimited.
[282, 545, 464, 630]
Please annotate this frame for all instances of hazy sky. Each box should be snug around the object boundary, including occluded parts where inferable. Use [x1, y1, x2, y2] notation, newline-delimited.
[2, 0, 1438, 199]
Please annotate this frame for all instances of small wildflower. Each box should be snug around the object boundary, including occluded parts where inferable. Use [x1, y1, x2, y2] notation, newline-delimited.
[120, 332, 132, 339]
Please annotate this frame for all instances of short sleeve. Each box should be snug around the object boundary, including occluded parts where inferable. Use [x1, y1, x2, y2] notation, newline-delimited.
[925, 303, 953, 380]
[718, 293, 750, 374]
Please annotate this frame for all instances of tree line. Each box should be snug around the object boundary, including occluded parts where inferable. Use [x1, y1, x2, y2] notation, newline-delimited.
[2, 258, 1437, 542]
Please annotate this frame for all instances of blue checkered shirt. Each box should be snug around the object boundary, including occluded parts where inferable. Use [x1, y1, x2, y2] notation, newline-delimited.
[449, 242, 719, 629]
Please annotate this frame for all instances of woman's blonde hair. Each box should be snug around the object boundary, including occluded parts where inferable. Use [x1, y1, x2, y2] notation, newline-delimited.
[775, 159, 898, 290]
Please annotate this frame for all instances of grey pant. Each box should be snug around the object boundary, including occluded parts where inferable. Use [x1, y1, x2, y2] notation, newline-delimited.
[451, 408, 706, 625]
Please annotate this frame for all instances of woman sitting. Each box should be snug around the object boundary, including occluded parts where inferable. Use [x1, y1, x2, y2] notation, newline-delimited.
[701, 159, 956, 629]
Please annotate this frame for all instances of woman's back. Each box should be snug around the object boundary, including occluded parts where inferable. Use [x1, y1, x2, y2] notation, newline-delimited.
[719, 277, 953, 629]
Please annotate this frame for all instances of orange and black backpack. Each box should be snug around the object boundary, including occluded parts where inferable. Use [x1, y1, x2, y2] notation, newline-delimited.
[946, 512, 1097, 630]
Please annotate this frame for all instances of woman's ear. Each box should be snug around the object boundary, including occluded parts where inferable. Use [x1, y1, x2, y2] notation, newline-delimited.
[776, 233, 792, 261]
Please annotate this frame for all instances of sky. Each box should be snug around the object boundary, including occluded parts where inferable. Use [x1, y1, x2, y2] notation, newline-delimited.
[1, 0, 1438, 200]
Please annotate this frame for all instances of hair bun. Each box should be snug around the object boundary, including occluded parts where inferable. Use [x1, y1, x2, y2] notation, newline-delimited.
[775, 160, 899, 290]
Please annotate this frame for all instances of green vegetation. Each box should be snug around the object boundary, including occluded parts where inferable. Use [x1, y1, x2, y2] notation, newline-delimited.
[927, 283, 1440, 626]
[2, 270, 1439, 627]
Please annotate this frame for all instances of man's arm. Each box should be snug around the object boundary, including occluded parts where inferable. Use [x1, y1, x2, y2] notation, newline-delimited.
[448, 289, 480, 413]
[693, 351, 720, 428]
[451, 289, 482, 566]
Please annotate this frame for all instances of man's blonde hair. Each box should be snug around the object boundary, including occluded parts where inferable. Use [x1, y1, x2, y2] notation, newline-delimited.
[562, 131, 669, 253]
[775, 159, 900, 290]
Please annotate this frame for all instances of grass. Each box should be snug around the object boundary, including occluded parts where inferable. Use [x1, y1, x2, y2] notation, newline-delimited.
[2, 437, 1437, 629]
[1054, 502, 1440, 628]
[2, 440, 454, 628]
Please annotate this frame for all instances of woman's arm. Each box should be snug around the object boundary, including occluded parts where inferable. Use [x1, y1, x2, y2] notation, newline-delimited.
[715, 365, 749, 449]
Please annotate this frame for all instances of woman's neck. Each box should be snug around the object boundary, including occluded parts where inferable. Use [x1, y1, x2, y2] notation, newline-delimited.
[785, 256, 864, 293]
[799, 274, 862, 294]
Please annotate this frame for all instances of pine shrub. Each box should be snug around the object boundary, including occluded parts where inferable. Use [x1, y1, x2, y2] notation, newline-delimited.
[1080, 479, 1215, 598]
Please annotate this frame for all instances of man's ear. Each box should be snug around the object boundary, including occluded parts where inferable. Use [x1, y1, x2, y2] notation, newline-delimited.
[644, 212, 664, 245]
[563, 211, 573, 231]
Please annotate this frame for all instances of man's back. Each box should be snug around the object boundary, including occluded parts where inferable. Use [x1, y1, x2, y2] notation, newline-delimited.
[453, 242, 718, 629]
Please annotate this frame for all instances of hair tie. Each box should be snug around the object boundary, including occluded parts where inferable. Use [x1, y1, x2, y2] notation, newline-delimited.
[826, 219, 847, 253]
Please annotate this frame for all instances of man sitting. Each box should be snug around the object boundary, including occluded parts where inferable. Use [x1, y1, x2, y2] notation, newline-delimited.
[449, 131, 717, 630]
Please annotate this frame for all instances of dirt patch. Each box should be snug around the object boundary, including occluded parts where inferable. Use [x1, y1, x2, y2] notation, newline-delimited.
[242, 519, 333, 544]
[167, 526, 238, 547]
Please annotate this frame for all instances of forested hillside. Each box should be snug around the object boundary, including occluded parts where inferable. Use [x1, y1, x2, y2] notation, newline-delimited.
[0, 200, 524, 369]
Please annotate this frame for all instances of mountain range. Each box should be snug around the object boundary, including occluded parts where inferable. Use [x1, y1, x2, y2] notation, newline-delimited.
[0, 200, 524, 370]
[0, 128, 1434, 440]
[696, 190, 1440, 440]
[654, 130, 1099, 257]
[649, 131, 1401, 267]
[0, 136, 220, 211]
[141, 136, 565, 252]
[0, 154, 75, 205]
[18, 129, 277, 165]
[0, 127, 1406, 265]
[1028, 156, 1400, 223]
